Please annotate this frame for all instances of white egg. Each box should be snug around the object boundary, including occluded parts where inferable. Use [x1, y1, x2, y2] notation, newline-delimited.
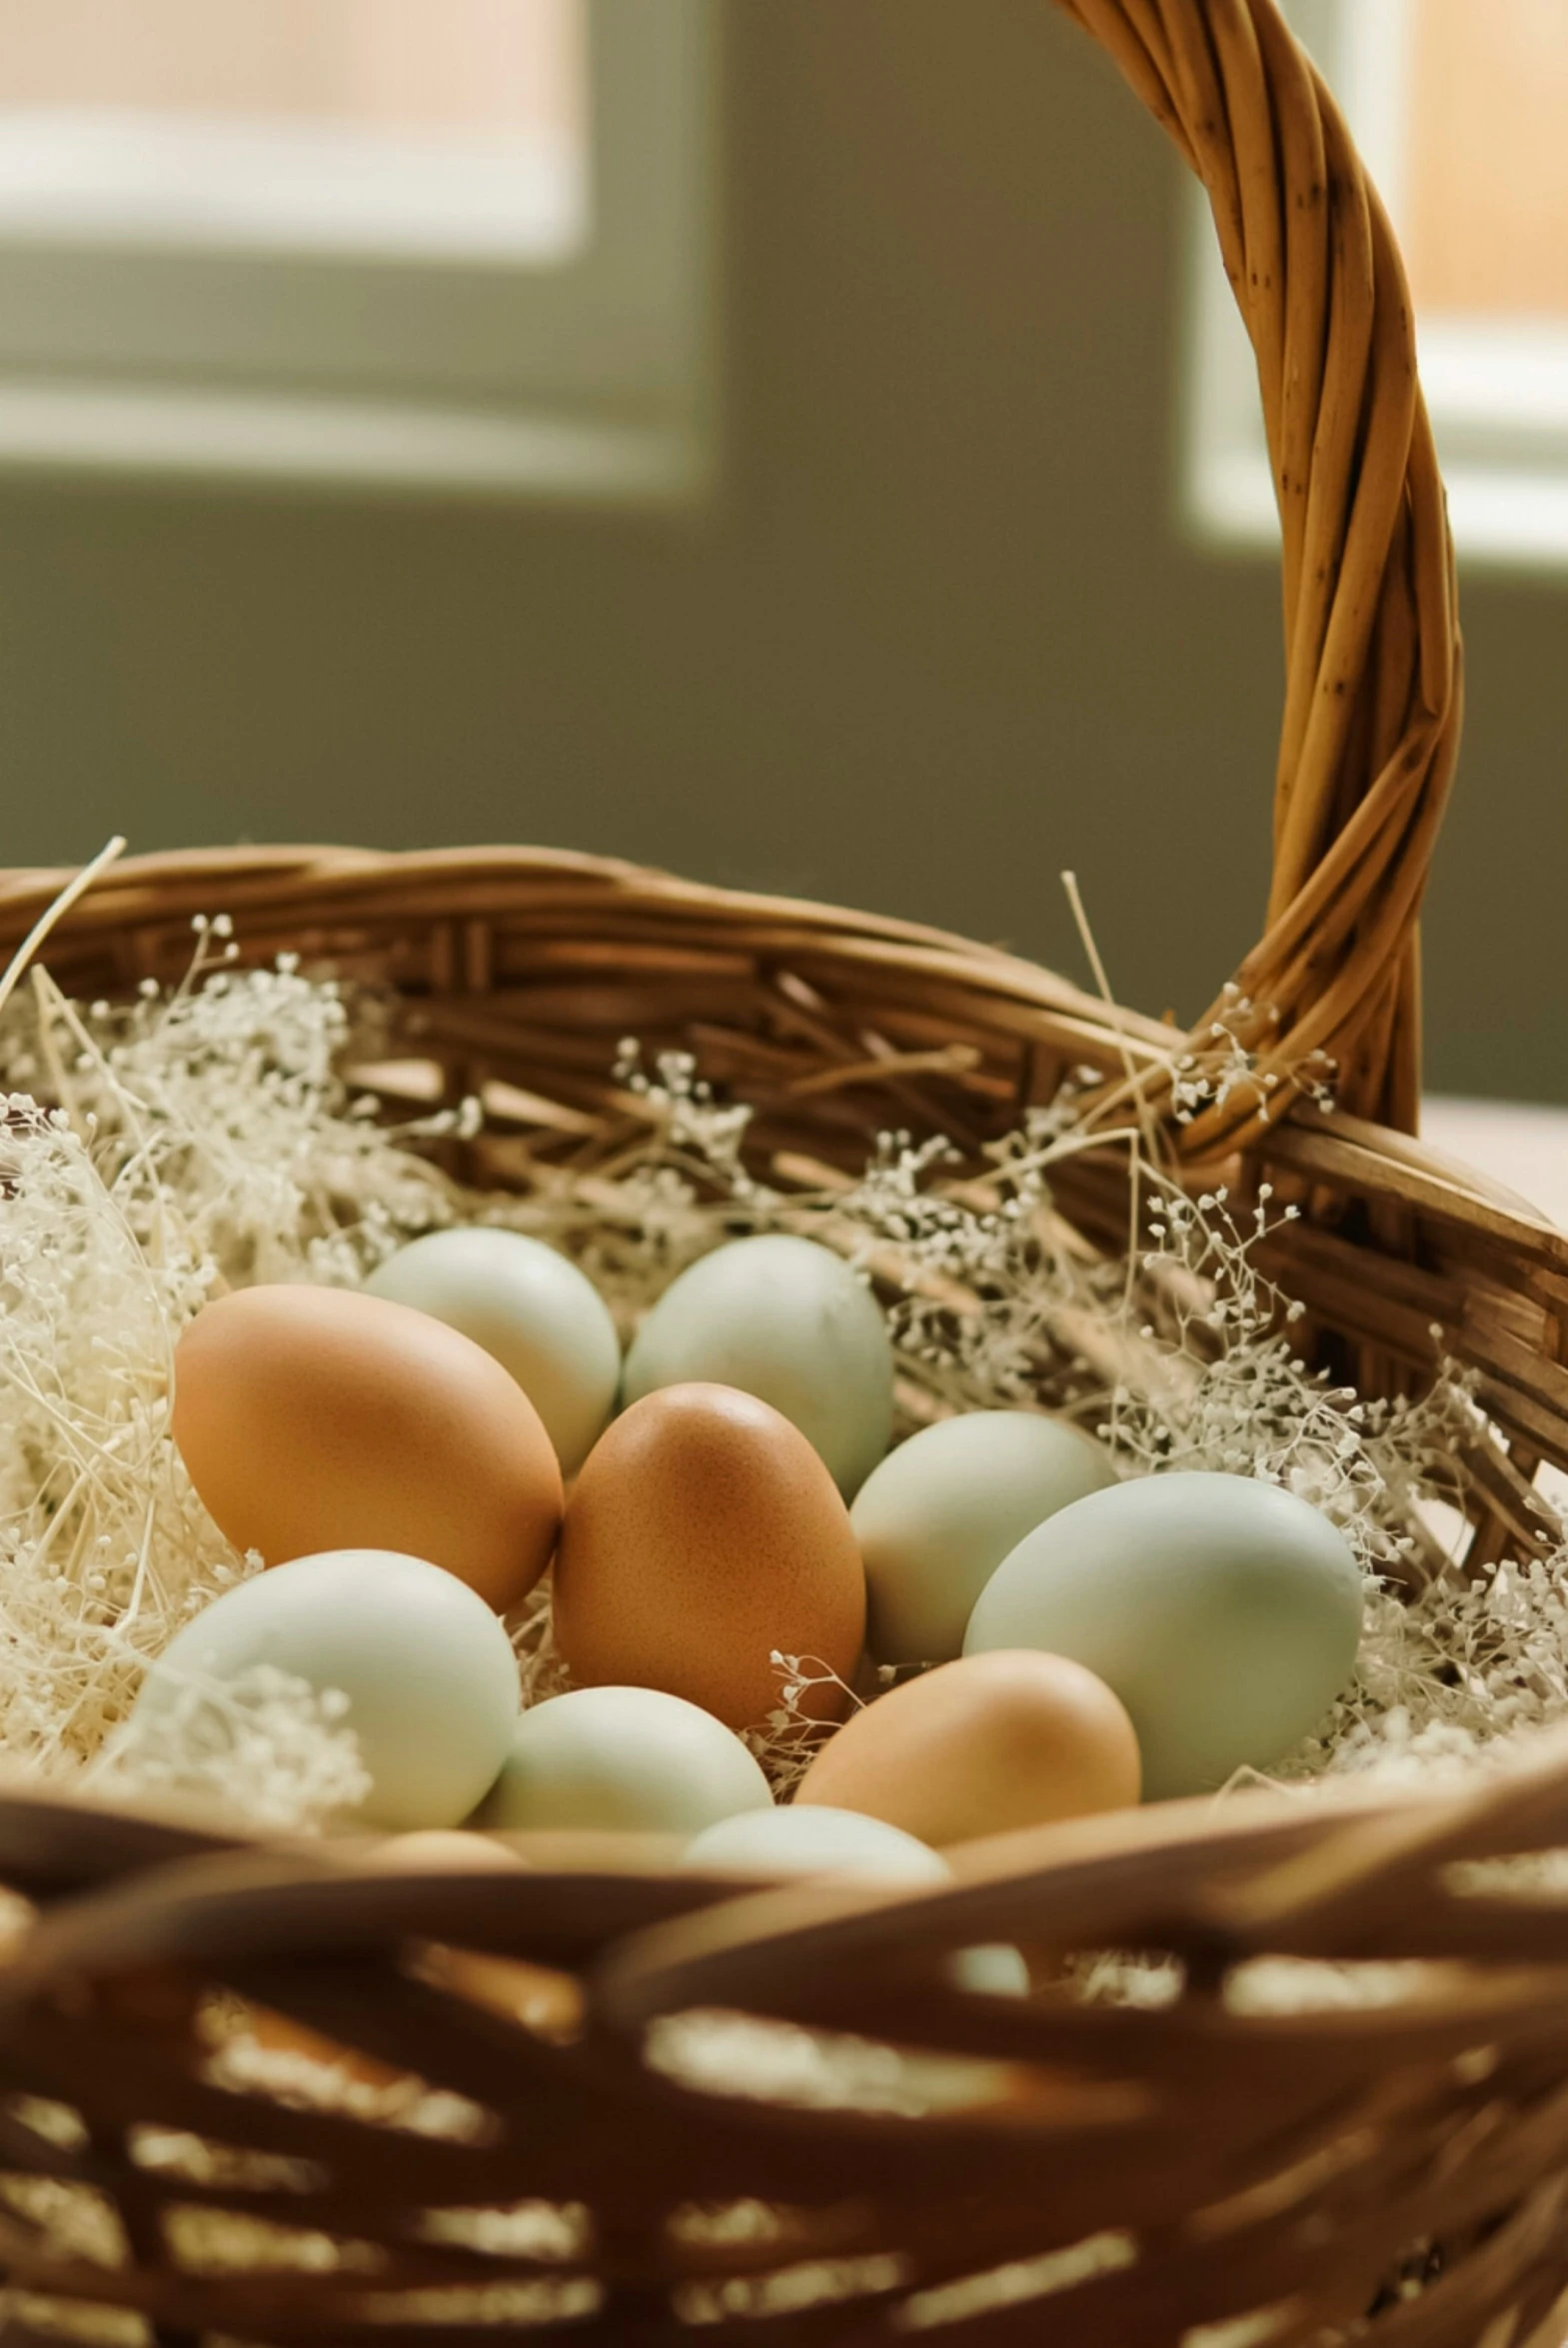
[623, 1235, 893, 1494]
[951, 1943, 1032, 1997]
[851, 1410, 1118, 1664]
[686, 1805, 1026, 1998]
[965, 1471, 1364, 1800]
[478, 1685, 774, 1834]
[686, 1803, 949, 1882]
[366, 1227, 620, 1476]
[139, 1549, 521, 1831]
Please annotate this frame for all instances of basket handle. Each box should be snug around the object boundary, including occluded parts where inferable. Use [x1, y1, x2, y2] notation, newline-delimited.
[1061, 0, 1462, 1153]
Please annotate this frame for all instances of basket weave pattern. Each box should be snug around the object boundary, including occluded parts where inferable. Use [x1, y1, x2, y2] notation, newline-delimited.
[1, 4, 1567, 2341]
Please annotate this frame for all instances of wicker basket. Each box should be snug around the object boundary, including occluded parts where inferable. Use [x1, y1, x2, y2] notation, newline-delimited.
[4, 4, 1568, 2341]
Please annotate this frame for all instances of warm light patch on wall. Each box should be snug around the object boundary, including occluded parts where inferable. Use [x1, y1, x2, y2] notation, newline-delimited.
[1402, 0, 1568, 323]
[0, 0, 585, 142]
[0, 0, 712, 495]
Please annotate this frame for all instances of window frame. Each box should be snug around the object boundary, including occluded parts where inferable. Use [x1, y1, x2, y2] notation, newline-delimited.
[1180, 0, 1568, 573]
[0, 0, 718, 502]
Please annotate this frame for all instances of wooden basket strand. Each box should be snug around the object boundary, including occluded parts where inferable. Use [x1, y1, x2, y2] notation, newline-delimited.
[1061, 0, 1462, 1156]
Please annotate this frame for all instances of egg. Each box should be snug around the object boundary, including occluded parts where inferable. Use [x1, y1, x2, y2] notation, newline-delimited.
[171, 1283, 562, 1610]
[553, 1383, 866, 1731]
[622, 1235, 893, 1494]
[850, 1410, 1118, 1664]
[365, 1228, 620, 1477]
[137, 1549, 521, 1830]
[796, 1650, 1140, 1842]
[685, 1803, 948, 1883]
[478, 1685, 773, 1834]
[685, 1806, 1028, 1998]
[368, 1830, 528, 1872]
[964, 1471, 1364, 1800]
[954, 1944, 1032, 1997]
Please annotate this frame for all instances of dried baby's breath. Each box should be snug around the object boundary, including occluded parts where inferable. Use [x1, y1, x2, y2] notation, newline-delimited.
[1, 910, 1566, 1831]
[744, 1652, 866, 1794]
[91, 1661, 370, 1832]
[0, 930, 468, 1813]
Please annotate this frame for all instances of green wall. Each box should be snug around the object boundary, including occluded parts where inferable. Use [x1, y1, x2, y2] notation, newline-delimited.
[0, 0, 1562, 1101]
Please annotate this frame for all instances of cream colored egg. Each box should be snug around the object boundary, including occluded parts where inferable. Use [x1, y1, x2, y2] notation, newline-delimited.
[964, 1471, 1364, 1799]
[138, 1549, 522, 1830]
[851, 1410, 1117, 1664]
[622, 1235, 893, 1494]
[478, 1685, 774, 1835]
[797, 1650, 1140, 1841]
[365, 1228, 621, 1477]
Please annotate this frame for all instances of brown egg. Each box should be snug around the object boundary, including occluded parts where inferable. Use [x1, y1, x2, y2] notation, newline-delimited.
[795, 1649, 1140, 1844]
[553, 1382, 865, 1732]
[171, 1284, 562, 1610]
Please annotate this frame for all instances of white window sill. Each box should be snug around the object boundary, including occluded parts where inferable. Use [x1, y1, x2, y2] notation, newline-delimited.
[0, 111, 586, 262]
[1185, 449, 1568, 578]
[0, 378, 712, 503]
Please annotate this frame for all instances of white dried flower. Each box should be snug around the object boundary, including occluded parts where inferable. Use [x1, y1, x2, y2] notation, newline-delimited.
[93, 1661, 371, 1833]
[1, 922, 1560, 1838]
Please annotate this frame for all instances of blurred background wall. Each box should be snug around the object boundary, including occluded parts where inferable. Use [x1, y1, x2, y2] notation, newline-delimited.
[0, 0, 1562, 1103]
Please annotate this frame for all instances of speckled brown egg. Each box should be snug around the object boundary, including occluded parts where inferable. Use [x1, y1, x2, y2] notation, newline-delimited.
[552, 1382, 865, 1732]
[795, 1648, 1140, 1844]
[171, 1283, 562, 1610]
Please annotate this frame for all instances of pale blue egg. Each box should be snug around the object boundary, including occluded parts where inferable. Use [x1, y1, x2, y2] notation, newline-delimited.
[140, 1549, 521, 1830]
[851, 1409, 1117, 1664]
[685, 1804, 1027, 1997]
[686, 1802, 948, 1881]
[622, 1234, 892, 1494]
[479, 1685, 773, 1834]
[965, 1471, 1364, 1800]
[367, 1227, 620, 1476]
